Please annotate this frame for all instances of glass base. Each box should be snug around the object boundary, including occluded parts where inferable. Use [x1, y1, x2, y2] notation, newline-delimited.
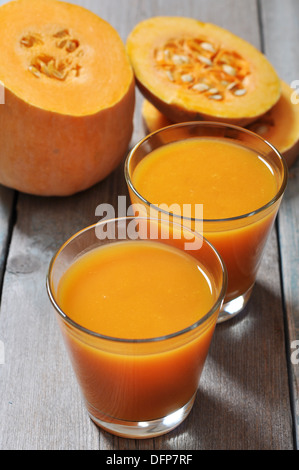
[88, 393, 196, 439]
[217, 285, 254, 323]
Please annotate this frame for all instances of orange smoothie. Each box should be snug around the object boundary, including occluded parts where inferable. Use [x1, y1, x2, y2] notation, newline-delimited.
[56, 239, 220, 422]
[131, 138, 280, 302]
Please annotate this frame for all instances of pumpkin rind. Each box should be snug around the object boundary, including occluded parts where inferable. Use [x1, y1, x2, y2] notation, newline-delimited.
[142, 99, 171, 134]
[0, 0, 135, 196]
[127, 16, 281, 126]
[247, 81, 299, 168]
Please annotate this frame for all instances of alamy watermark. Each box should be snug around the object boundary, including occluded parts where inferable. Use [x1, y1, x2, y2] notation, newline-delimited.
[291, 340, 299, 365]
[291, 80, 299, 105]
[95, 196, 203, 250]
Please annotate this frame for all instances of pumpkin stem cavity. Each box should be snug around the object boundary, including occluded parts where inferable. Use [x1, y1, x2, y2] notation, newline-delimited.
[154, 36, 251, 101]
[20, 29, 83, 81]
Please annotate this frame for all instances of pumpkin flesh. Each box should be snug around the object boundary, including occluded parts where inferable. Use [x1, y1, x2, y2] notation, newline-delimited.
[127, 17, 281, 126]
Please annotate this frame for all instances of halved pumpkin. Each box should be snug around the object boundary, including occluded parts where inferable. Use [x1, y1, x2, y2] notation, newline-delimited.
[142, 80, 299, 167]
[0, 0, 135, 196]
[127, 16, 280, 126]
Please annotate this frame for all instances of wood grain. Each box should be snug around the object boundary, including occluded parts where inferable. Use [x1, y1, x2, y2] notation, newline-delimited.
[0, 187, 15, 292]
[260, 0, 299, 448]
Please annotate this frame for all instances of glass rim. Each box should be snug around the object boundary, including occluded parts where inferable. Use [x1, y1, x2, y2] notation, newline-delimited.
[46, 216, 227, 344]
[124, 121, 289, 224]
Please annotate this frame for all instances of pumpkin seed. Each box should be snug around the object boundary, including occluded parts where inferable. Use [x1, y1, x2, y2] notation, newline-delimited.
[200, 41, 216, 53]
[197, 55, 213, 66]
[28, 65, 40, 78]
[172, 54, 189, 65]
[154, 49, 164, 61]
[47, 60, 65, 80]
[181, 73, 193, 82]
[21, 35, 43, 48]
[57, 39, 67, 49]
[227, 81, 237, 90]
[222, 64, 237, 76]
[40, 62, 51, 77]
[234, 88, 247, 96]
[66, 40, 79, 53]
[208, 94, 223, 100]
[21, 37, 33, 47]
[208, 87, 219, 94]
[192, 82, 210, 92]
[53, 29, 69, 38]
[166, 70, 174, 81]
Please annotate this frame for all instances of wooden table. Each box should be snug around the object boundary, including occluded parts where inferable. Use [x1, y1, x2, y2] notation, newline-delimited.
[0, 0, 298, 451]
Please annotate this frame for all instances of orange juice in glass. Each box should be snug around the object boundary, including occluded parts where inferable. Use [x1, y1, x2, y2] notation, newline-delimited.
[47, 216, 227, 438]
[125, 122, 288, 323]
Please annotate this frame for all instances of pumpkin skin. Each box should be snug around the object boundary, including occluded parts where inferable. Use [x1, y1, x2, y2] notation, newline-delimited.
[142, 80, 299, 168]
[247, 81, 299, 168]
[0, 0, 135, 196]
[127, 17, 280, 126]
[142, 99, 172, 134]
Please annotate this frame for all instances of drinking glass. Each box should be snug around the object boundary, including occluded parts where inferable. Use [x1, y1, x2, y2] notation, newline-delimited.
[125, 122, 288, 322]
[47, 216, 227, 438]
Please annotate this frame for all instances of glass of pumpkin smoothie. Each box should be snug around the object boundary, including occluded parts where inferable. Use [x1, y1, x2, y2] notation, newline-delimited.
[47, 216, 227, 438]
[125, 122, 288, 323]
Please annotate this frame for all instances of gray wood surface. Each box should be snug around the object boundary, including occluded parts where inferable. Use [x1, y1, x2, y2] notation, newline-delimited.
[260, 0, 299, 449]
[0, 0, 298, 450]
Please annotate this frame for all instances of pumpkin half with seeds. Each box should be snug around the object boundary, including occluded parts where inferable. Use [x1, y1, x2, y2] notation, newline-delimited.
[0, 0, 135, 196]
[126, 16, 280, 126]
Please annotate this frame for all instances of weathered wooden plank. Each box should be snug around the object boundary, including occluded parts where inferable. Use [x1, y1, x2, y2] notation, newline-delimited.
[260, 0, 299, 448]
[0, 0, 294, 450]
[0, 0, 23, 436]
[0, 186, 15, 393]
[0, 188, 15, 291]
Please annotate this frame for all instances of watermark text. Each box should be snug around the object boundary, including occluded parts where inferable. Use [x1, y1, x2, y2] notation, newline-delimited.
[95, 196, 204, 250]
[291, 80, 299, 105]
[291, 340, 299, 365]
